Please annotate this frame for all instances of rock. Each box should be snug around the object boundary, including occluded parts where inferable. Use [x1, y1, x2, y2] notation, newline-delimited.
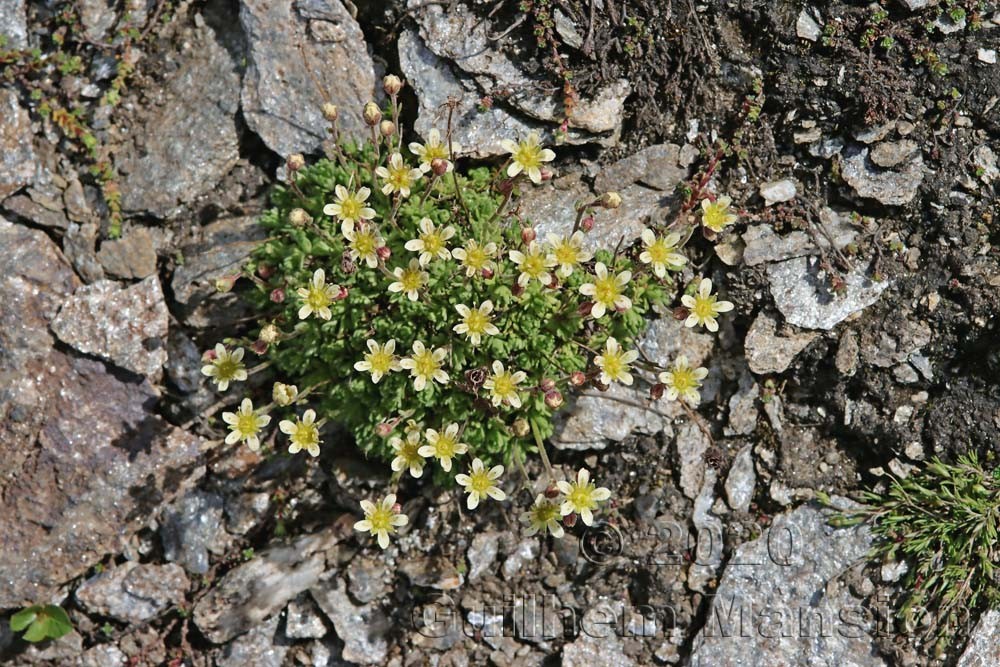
[225, 491, 271, 536]
[467, 532, 500, 581]
[835, 329, 860, 375]
[759, 179, 797, 205]
[897, 0, 937, 9]
[78, 0, 117, 42]
[218, 615, 288, 667]
[796, 9, 822, 41]
[934, 12, 966, 33]
[20, 631, 84, 663]
[870, 139, 919, 168]
[171, 216, 266, 327]
[347, 557, 389, 604]
[853, 122, 894, 144]
[0, 220, 206, 608]
[971, 145, 999, 183]
[502, 539, 540, 579]
[162, 490, 228, 575]
[240, 0, 375, 157]
[0, 89, 36, 199]
[794, 126, 823, 144]
[767, 256, 890, 330]
[688, 503, 883, 667]
[285, 593, 328, 639]
[552, 317, 715, 449]
[676, 423, 711, 500]
[839, 147, 924, 205]
[118, 19, 240, 217]
[553, 8, 584, 49]
[63, 222, 106, 283]
[593, 143, 691, 193]
[312, 578, 390, 665]
[978, 48, 998, 64]
[75, 562, 189, 624]
[51, 275, 169, 379]
[0, 0, 28, 47]
[78, 644, 128, 667]
[2, 193, 70, 230]
[688, 469, 724, 592]
[400, 557, 464, 590]
[513, 594, 563, 643]
[957, 609, 1000, 666]
[744, 312, 819, 374]
[97, 227, 158, 279]
[193, 529, 339, 643]
[561, 603, 636, 667]
[741, 208, 856, 266]
[725, 445, 756, 512]
[726, 370, 759, 436]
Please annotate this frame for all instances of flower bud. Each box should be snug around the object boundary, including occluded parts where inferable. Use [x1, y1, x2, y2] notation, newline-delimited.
[273, 382, 298, 407]
[202, 347, 218, 362]
[322, 103, 339, 122]
[593, 378, 610, 392]
[672, 306, 690, 321]
[520, 227, 536, 244]
[577, 301, 593, 317]
[257, 263, 274, 279]
[289, 208, 311, 227]
[512, 418, 531, 437]
[539, 378, 556, 392]
[270, 288, 285, 303]
[375, 421, 394, 437]
[379, 120, 396, 138]
[376, 245, 392, 261]
[563, 512, 578, 527]
[580, 214, 595, 232]
[362, 102, 382, 127]
[431, 157, 449, 176]
[251, 339, 268, 355]
[569, 371, 586, 387]
[544, 484, 560, 499]
[383, 74, 403, 96]
[511, 283, 525, 298]
[497, 178, 514, 196]
[287, 153, 305, 172]
[392, 502, 403, 514]
[544, 390, 564, 409]
[336, 286, 349, 300]
[259, 323, 280, 344]
[480, 267, 494, 279]
[215, 275, 237, 293]
[650, 383, 665, 401]
[601, 191, 622, 209]
[539, 168, 553, 182]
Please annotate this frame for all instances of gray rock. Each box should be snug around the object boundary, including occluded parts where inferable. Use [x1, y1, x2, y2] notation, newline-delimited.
[225, 491, 271, 536]
[978, 48, 998, 64]
[725, 445, 756, 512]
[853, 122, 895, 144]
[726, 370, 759, 436]
[78, 0, 117, 42]
[0, 0, 28, 47]
[972, 145, 999, 183]
[162, 490, 228, 575]
[688, 469, 724, 592]
[78, 644, 128, 667]
[118, 19, 240, 217]
[839, 147, 924, 205]
[870, 139, 919, 168]
[676, 423, 711, 500]
[400, 557, 464, 590]
[796, 9, 822, 41]
[21, 631, 84, 663]
[63, 222, 106, 283]
[171, 216, 266, 327]
[593, 143, 691, 193]
[312, 578, 390, 665]
[741, 208, 857, 266]
[467, 532, 500, 581]
[0, 89, 36, 199]
[835, 329, 860, 375]
[513, 594, 563, 643]
[759, 179, 797, 205]
[553, 8, 584, 49]
[51, 275, 169, 379]
[240, 0, 375, 157]
[2, 193, 70, 231]
[957, 609, 1000, 667]
[218, 614, 288, 667]
[744, 312, 819, 374]
[346, 557, 389, 604]
[688, 503, 883, 667]
[502, 539, 540, 579]
[561, 603, 636, 667]
[552, 317, 715, 449]
[76, 561, 189, 624]
[285, 593, 328, 639]
[768, 256, 889, 330]
[97, 227, 158, 279]
[897, 0, 937, 9]
[934, 12, 966, 33]
[193, 529, 339, 643]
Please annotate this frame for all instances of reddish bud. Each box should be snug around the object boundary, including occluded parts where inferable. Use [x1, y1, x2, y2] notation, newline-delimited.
[379, 120, 396, 138]
[577, 301, 594, 317]
[215, 275, 237, 293]
[650, 383, 666, 401]
[563, 512, 578, 528]
[287, 153, 305, 172]
[539, 378, 556, 392]
[376, 245, 392, 261]
[539, 168, 553, 182]
[392, 502, 403, 514]
[544, 484, 560, 499]
[362, 102, 382, 127]
[544, 390, 564, 409]
[431, 157, 449, 176]
[521, 227, 536, 244]
[580, 215, 595, 232]
[257, 263, 274, 279]
[202, 348, 218, 362]
[512, 283, 525, 297]
[375, 422, 394, 437]
[270, 288, 285, 303]
[569, 371, 587, 387]
[251, 339, 268, 355]
[672, 306, 690, 321]
[382, 74, 403, 96]
[481, 267, 494, 279]
[497, 179, 514, 196]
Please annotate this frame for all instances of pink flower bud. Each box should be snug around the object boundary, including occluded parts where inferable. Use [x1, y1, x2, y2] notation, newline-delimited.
[392, 502, 402, 514]
[521, 227, 536, 244]
[577, 301, 593, 317]
[431, 157, 449, 176]
[569, 371, 586, 387]
[336, 286, 349, 300]
[539, 378, 556, 392]
[650, 383, 666, 401]
[544, 484, 560, 499]
[270, 288, 285, 303]
[539, 168, 553, 182]
[376, 245, 392, 261]
[544, 390, 564, 409]
[497, 179, 514, 196]
[563, 512, 578, 528]
[375, 422, 394, 437]
[287, 153, 305, 172]
[672, 306, 690, 321]
[481, 267, 494, 279]
[382, 74, 403, 96]
[580, 215, 595, 232]
[251, 339, 268, 355]
[257, 263, 274, 279]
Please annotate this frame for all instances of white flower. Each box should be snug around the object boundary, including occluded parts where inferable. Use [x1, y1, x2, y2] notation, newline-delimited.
[453, 301, 500, 346]
[408, 128, 459, 173]
[594, 337, 640, 386]
[701, 196, 738, 233]
[452, 240, 498, 277]
[520, 494, 564, 538]
[201, 344, 247, 391]
[399, 341, 450, 391]
[278, 409, 322, 457]
[341, 221, 385, 268]
[323, 185, 375, 225]
[483, 360, 527, 408]
[390, 430, 426, 478]
[579, 262, 632, 318]
[404, 217, 455, 265]
[545, 231, 592, 277]
[354, 494, 408, 549]
[680, 278, 734, 332]
[639, 228, 687, 278]
[418, 423, 469, 472]
[388, 259, 428, 301]
[509, 241, 556, 287]
[500, 132, 556, 184]
[221, 398, 271, 451]
[296, 268, 341, 320]
[657, 355, 709, 405]
[375, 152, 422, 198]
[455, 458, 506, 509]
[556, 468, 611, 526]
[353, 339, 401, 383]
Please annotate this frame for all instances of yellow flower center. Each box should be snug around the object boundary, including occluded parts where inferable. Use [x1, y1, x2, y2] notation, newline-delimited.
[353, 231, 377, 257]
[464, 246, 488, 269]
[469, 470, 493, 494]
[293, 422, 319, 448]
[594, 275, 620, 306]
[532, 501, 560, 525]
[413, 350, 440, 378]
[421, 231, 444, 255]
[339, 196, 363, 221]
[433, 434, 457, 458]
[492, 372, 517, 398]
[522, 253, 547, 278]
[647, 240, 672, 264]
[398, 440, 422, 465]
[670, 368, 697, 393]
[389, 165, 412, 190]
[703, 203, 729, 230]
[214, 358, 240, 381]
[553, 242, 579, 266]
[307, 285, 331, 310]
[423, 143, 448, 161]
[464, 309, 490, 335]
[514, 142, 543, 170]
[601, 351, 625, 379]
[368, 506, 394, 533]
[367, 349, 394, 374]
[568, 485, 597, 511]
[693, 295, 717, 320]
[399, 268, 423, 293]
[236, 412, 259, 436]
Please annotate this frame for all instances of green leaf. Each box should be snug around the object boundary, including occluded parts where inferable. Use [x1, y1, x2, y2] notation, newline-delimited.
[10, 606, 39, 632]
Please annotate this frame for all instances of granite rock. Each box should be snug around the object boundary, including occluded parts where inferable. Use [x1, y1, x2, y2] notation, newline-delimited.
[75, 562, 190, 624]
[768, 256, 889, 330]
[0, 89, 36, 200]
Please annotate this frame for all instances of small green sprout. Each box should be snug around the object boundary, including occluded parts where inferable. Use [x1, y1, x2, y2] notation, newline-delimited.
[10, 605, 74, 643]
